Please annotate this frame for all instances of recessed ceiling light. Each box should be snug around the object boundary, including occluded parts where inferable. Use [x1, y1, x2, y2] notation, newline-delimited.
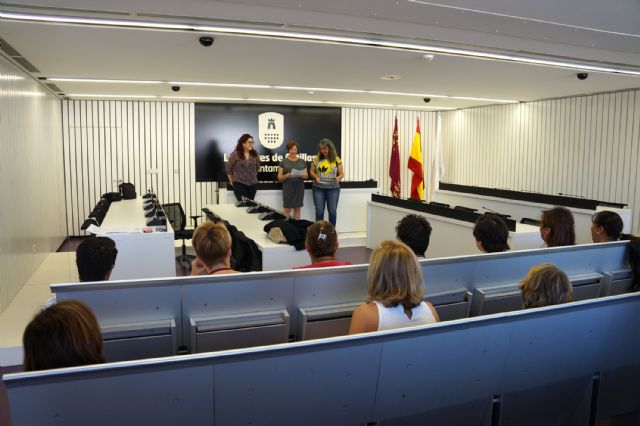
[379, 75, 402, 81]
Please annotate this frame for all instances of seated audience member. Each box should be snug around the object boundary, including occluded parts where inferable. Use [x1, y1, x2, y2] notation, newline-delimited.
[76, 237, 118, 281]
[396, 214, 432, 258]
[591, 210, 624, 243]
[473, 213, 510, 253]
[540, 206, 576, 247]
[349, 240, 439, 334]
[23, 300, 105, 371]
[45, 236, 118, 308]
[190, 221, 238, 275]
[295, 221, 352, 269]
[519, 263, 572, 309]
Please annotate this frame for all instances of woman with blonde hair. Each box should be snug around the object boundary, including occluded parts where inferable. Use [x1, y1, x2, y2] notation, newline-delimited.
[519, 263, 573, 308]
[349, 240, 439, 334]
[190, 221, 238, 275]
[23, 300, 105, 371]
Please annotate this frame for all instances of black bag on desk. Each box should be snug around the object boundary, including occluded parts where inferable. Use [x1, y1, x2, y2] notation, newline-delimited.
[119, 182, 137, 200]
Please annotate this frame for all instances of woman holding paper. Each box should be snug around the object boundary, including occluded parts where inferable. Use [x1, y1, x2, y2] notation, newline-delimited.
[277, 140, 308, 219]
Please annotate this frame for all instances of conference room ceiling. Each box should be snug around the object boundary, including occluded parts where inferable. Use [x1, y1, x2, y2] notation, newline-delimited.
[0, 0, 639, 109]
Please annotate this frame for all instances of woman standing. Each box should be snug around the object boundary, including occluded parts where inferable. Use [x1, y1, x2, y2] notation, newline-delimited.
[226, 133, 261, 201]
[277, 140, 308, 219]
[309, 139, 344, 226]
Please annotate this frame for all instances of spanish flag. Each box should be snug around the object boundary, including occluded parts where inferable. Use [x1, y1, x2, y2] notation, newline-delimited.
[408, 118, 424, 200]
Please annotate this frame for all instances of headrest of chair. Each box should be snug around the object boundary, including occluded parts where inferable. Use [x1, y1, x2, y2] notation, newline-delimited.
[247, 206, 271, 214]
[259, 212, 287, 221]
[236, 200, 257, 207]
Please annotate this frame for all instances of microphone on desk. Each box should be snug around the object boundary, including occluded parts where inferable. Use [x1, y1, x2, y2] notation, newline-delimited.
[558, 192, 586, 199]
[482, 206, 499, 214]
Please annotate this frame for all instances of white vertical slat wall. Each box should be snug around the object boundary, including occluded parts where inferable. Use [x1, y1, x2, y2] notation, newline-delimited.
[441, 89, 640, 233]
[62, 102, 438, 236]
[62, 101, 217, 236]
[342, 108, 438, 200]
[0, 56, 66, 312]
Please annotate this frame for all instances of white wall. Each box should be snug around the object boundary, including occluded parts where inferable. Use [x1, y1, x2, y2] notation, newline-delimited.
[0, 56, 66, 312]
[61, 101, 437, 235]
[441, 90, 640, 234]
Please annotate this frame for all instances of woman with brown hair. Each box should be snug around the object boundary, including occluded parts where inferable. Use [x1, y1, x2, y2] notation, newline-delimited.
[349, 240, 439, 334]
[540, 206, 576, 247]
[190, 221, 238, 275]
[23, 300, 105, 371]
[295, 221, 352, 269]
[226, 133, 261, 201]
[277, 140, 308, 219]
[519, 263, 573, 308]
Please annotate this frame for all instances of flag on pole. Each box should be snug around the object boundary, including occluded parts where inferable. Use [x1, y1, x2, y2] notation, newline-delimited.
[429, 114, 445, 202]
[408, 118, 424, 200]
[389, 117, 401, 198]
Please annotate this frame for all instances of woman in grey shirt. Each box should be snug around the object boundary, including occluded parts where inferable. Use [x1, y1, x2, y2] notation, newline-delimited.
[277, 140, 308, 219]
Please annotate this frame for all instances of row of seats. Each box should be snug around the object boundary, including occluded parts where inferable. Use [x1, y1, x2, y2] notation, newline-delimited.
[6, 287, 640, 426]
[49, 241, 632, 363]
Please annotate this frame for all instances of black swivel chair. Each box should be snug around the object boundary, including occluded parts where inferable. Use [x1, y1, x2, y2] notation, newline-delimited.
[162, 203, 200, 267]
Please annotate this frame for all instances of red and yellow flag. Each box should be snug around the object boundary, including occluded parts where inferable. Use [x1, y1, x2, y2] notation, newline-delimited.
[407, 118, 424, 200]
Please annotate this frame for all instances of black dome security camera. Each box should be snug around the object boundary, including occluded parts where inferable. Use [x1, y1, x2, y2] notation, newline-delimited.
[199, 36, 214, 47]
[577, 72, 589, 80]
[423, 97, 431, 103]
[171, 86, 181, 92]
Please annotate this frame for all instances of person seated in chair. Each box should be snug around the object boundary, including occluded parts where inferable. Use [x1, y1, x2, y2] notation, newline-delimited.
[294, 221, 352, 269]
[190, 221, 238, 275]
[473, 213, 510, 253]
[23, 300, 105, 371]
[396, 214, 432, 258]
[46, 237, 118, 308]
[591, 210, 624, 243]
[349, 240, 439, 334]
[540, 207, 575, 247]
[519, 263, 572, 309]
[77, 237, 118, 282]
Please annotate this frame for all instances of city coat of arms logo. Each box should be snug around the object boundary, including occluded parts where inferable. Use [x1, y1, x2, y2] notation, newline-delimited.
[258, 112, 284, 149]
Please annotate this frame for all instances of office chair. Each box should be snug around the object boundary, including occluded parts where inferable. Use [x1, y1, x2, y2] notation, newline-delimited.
[162, 203, 200, 267]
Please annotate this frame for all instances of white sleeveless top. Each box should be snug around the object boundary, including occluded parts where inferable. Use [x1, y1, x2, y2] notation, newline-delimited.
[373, 301, 437, 331]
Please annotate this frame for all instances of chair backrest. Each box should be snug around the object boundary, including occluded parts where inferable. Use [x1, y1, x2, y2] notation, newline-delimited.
[7, 292, 640, 426]
[162, 203, 186, 231]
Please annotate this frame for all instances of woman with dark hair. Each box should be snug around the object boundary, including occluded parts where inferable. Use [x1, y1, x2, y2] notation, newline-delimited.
[295, 221, 352, 269]
[23, 300, 105, 371]
[226, 133, 261, 201]
[473, 213, 510, 253]
[540, 206, 576, 247]
[309, 139, 343, 226]
[349, 240, 439, 334]
[591, 210, 624, 243]
[277, 140, 308, 219]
